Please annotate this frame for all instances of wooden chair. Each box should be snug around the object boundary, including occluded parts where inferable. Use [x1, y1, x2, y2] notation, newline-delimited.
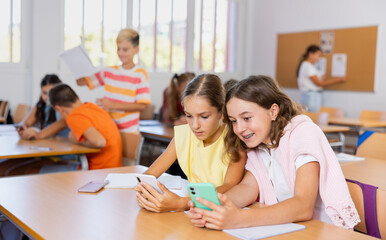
[356, 131, 386, 159]
[0, 100, 10, 122]
[346, 179, 386, 238]
[120, 132, 144, 166]
[304, 111, 329, 126]
[319, 106, 344, 118]
[360, 110, 386, 121]
[140, 104, 155, 120]
[12, 104, 31, 123]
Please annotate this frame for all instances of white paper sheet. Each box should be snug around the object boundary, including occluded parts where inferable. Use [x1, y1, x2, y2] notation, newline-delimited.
[314, 57, 327, 76]
[223, 223, 306, 240]
[331, 53, 347, 77]
[104, 173, 182, 190]
[320, 31, 335, 53]
[59, 45, 96, 79]
[336, 153, 365, 162]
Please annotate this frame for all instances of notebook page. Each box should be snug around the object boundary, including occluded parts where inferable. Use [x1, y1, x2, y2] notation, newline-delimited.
[223, 223, 305, 240]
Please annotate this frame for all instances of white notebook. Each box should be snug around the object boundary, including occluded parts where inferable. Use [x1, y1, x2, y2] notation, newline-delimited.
[223, 223, 305, 240]
[104, 173, 182, 190]
[336, 153, 365, 162]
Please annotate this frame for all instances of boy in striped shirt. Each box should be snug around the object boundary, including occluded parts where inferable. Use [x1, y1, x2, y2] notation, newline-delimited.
[77, 29, 150, 133]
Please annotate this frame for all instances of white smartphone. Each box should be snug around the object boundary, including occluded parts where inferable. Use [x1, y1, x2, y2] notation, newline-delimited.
[136, 174, 162, 193]
[78, 181, 109, 193]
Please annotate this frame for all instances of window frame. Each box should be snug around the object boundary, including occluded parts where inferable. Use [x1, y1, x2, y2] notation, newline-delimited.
[0, 0, 30, 72]
[60, 0, 244, 77]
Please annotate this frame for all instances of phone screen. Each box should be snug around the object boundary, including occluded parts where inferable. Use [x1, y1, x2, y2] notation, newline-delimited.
[78, 181, 109, 193]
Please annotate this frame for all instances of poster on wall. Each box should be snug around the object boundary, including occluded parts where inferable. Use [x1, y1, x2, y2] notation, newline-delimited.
[314, 57, 327, 76]
[320, 32, 334, 53]
[331, 53, 347, 77]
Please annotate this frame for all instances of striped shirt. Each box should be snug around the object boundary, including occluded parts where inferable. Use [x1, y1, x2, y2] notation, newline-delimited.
[85, 65, 150, 133]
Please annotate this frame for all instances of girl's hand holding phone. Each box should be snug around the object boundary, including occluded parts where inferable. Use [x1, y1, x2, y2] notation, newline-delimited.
[19, 127, 38, 140]
[135, 181, 187, 212]
[187, 192, 243, 230]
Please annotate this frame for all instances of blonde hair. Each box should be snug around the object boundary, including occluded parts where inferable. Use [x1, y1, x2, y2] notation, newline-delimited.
[116, 28, 139, 47]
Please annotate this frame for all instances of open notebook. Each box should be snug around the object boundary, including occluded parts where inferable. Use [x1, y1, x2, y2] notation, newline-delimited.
[223, 222, 305, 240]
[104, 173, 182, 190]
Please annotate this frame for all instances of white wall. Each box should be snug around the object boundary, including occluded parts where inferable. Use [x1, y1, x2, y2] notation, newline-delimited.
[244, 0, 386, 118]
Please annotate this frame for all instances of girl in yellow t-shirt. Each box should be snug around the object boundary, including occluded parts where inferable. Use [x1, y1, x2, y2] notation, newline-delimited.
[135, 74, 246, 212]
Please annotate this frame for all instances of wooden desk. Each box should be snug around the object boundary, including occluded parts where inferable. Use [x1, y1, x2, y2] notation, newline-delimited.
[0, 166, 374, 240]
[0, 127, 99, 170]
[341, 157, 386, 191]
[139, 120, 174, 143]
[319, 125, 350, 153]
[329, 118, 386, 128]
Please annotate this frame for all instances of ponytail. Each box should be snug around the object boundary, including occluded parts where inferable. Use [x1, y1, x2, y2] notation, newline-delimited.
[296, 45, 321, 77]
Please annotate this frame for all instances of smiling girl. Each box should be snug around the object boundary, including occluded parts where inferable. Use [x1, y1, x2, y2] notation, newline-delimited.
[77, 28, 150, 133]
[187, 75, 359, 230]
[135, 74, 246, 213]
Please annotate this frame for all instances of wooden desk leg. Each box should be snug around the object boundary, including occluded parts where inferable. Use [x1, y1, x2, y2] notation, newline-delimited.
[79, 154, 89, 171]
[338, 132, 345, 153]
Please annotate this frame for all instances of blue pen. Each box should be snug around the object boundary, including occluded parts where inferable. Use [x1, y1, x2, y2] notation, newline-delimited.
[29, 146, 52, 151]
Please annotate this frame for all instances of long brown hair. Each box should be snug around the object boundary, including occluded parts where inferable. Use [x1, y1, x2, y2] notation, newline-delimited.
[296, 45, 321, 77]
[36, 74, 62, 129]
[167, 72, 195, 123]
[224, 75, 303, 162]
[182, 74, 225, 113]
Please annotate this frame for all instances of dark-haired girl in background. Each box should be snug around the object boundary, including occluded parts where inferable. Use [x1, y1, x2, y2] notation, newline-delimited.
[17, 74, 69, 140]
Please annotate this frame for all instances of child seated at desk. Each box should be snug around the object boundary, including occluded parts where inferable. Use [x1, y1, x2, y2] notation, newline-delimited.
[187, 75, 360, 230]
[160, 72, 195, 126]
[135, 74, 246, 212]
[17, 74, 69, 140]
[49, 84, 122, 170]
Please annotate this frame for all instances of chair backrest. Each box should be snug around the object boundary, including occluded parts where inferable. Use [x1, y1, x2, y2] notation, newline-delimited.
[360, 110, 386, 121]
[0, 101, 10, 119]
[13, 104, 31, 124]
[346, 179, 386, 238]
[304, 111, 329, 126]
[120, 132, 144, 166]
[356, 131, 386, 159]
[140, 104, 155, 120]
[319, 106, 344, 119]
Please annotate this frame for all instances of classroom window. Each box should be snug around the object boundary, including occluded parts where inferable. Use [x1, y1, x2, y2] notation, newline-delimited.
[0, 0, 21, 63]
[133, 0, 237, 73]
[64, 0, 127, 67]
[64, 0, 237, 73]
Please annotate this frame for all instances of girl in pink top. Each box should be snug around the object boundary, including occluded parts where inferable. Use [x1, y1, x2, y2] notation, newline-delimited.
[187, 75, 359, 230]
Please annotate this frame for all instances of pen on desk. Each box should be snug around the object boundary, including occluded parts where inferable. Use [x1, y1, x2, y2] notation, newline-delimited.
[29, 146, 52, 151]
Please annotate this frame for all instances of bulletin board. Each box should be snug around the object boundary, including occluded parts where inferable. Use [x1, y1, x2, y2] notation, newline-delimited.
[275, 26, 378, 92]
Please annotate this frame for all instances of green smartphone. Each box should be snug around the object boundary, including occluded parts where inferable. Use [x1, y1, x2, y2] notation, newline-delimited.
[187, 183, 220, 211]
